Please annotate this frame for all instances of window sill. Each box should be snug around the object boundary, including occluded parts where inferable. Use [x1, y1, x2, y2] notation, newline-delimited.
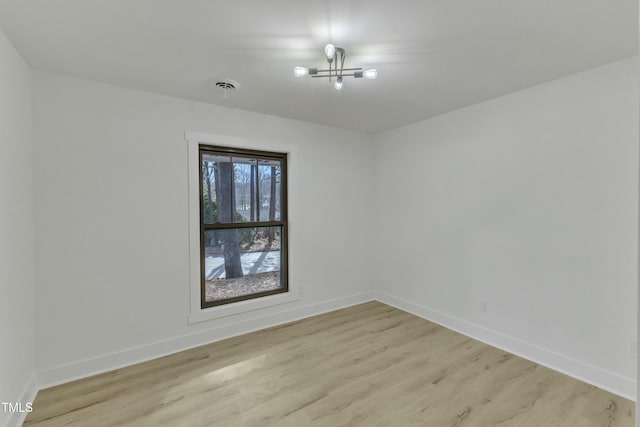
[188, 290, 300, 324]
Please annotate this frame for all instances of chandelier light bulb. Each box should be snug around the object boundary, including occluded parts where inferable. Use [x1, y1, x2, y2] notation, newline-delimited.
[334, 77, 343, 90]
[293, 66, 309, 77]
[324, 43, 336, 60]
[363, 69, 378, 79]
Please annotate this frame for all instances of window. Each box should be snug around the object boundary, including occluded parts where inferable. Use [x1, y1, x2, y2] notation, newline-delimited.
[199, 145, 288, 308]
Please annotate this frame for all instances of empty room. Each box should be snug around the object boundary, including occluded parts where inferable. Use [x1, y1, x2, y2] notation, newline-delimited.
[1, 1, 639, 426]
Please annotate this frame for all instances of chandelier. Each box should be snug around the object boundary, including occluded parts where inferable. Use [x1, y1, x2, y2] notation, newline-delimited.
[293, 44, 377, 90]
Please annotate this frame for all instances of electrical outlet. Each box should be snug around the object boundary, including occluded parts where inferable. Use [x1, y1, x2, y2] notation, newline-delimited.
[479, 299, 487, 312]
[629, 341, 637, 359]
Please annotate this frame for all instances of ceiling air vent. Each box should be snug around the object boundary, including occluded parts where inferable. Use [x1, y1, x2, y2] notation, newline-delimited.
[213, 79, 240, 97]
[215, 81, 236, 90]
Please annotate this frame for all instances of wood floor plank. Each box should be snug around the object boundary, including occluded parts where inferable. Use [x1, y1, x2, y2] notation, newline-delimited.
[24, 302, 634, 427]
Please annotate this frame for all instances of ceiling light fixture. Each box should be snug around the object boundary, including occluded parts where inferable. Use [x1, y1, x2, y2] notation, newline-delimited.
[294, 43, 377, 90]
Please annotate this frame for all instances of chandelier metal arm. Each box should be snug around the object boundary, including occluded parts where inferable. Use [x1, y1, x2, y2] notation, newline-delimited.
[315, 67, 362, 73]
[311, 73, 358, 78]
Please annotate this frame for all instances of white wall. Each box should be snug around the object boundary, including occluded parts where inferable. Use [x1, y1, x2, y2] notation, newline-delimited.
[0, 27, 36, 427]
[32, 71, 375, 384]
[374, 57, 639, 398]
[27, 56, 640, 402]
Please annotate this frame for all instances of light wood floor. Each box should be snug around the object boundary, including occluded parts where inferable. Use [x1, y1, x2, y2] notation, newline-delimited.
[25, 302, 634, 426]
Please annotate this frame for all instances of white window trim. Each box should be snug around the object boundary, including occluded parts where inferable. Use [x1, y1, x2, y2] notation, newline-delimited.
[185, 131, 300, 324]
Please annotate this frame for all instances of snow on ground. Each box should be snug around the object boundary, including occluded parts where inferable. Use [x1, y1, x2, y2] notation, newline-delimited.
[205, 251, 281, 279]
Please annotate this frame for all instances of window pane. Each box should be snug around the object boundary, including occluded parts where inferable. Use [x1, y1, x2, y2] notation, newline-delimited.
[202, 152, 282, 224]
[257, 159, 282, 222]
[201, 153, 233, 224]
[203, 226, 284, 303]
[232, 156, 257, 223]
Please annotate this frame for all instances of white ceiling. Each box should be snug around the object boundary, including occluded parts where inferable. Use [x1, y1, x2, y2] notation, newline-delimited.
[0, 0, 637, 133]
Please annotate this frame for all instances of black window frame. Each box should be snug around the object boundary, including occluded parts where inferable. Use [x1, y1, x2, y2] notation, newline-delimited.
[198, 144, 288, 308]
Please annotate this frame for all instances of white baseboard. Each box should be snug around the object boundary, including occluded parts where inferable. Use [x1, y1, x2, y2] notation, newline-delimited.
[5, 373, 38, 427]
[32, 289, 636, 414]
[37, 291, 375, 390]
[374, 290, 636, 401]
